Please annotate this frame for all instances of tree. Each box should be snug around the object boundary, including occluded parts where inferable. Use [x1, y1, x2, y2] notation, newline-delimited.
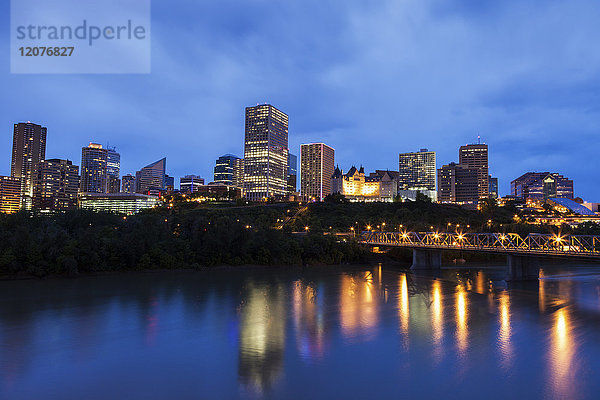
[415, 191, 432, 203]
[324, 193, 349, 203]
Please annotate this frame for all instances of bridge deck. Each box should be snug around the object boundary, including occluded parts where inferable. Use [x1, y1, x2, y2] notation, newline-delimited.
[361, 231, 600, 260]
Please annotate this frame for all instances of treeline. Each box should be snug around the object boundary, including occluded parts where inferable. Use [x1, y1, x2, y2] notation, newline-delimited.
[0, 207, 368, 278]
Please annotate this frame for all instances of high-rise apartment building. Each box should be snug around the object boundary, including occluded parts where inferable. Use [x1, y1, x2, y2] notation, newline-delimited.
[398, 149, 436, 191]
[459, 143, 489, 198]
[107, 147, 121, 193]
[511, 172, 573, 201]
[80, 143, 108, 193]
[300, 143, 334, 201]
[121, 174, 136, 193]
[214, 154, 240, 185]
[243, 104, 289, 201]
[232, 158, 244, 189]
[11, 122, 47, 207]
[180, 175, 205, 193]
[437, 162, 479, 203]
[0, 176, 21, 213]
[287, 153, 297, 193]
[32, 159, 80, 211]
[136, 158, 166, 193]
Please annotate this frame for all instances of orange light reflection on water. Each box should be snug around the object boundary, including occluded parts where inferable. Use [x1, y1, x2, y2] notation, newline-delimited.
[455, 285, 468, 355]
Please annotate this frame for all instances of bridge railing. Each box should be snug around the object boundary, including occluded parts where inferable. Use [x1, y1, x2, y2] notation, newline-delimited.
[361, 231, 600, 256]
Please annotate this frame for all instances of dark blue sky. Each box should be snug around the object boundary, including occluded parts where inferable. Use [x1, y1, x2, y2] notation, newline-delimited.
[2, 0, 599, 198]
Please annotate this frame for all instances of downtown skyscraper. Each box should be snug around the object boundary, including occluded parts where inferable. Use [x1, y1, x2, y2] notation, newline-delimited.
[214, 154, 240, 186]
[11, 122, 47, 207]
[243, 104, 289, 201]
[80, 143, 108, 193]
[459, 143, 489, 199]
[300, 143, 334, 201]
[136, 158, 166, 193]
[33, 159, 80, 211]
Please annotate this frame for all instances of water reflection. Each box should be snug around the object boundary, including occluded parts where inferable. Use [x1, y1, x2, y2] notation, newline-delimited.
[431, 280, 443, 362]
[292, 280, 325, 360]
[340, 272, 378, 339]
[238, 282, 286, 393]
[548, 307, 577, 399]
[455, 285, 469, 356]
[497, 292, 512, 369]
[0, 266, 599, 399]
[399, 274, 410, 341]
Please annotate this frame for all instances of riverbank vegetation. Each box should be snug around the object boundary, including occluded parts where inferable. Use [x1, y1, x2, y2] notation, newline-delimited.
[1, 198, 596, 278]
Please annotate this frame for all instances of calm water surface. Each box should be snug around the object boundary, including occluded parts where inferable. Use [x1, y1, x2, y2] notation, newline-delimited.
[1, 264, 600, 399]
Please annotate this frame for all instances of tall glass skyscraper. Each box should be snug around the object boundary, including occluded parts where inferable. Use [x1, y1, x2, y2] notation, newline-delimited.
[136, 158, 166, 193]
[107, 147, 121, 193]
[243, 104, 289, 201]
[287, 153, 297, 193]
[11, 122, 47, 207]
[80, 143, 108, 193]
[214, 154, 240, 185]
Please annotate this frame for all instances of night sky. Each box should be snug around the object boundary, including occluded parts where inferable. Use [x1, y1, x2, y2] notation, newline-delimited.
[2, 0, 599, 198]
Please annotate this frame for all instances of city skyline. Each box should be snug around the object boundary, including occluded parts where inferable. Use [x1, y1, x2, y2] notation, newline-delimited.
[0, 115, 589, 201]
[1, 1, 599, 199]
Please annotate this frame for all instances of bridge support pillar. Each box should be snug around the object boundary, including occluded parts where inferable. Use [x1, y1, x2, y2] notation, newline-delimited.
[506, 255, 540, 281]
[411, 249, 442, 270]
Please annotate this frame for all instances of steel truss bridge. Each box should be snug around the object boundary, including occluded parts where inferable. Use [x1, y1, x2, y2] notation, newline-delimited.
[361, 231, 600, 259]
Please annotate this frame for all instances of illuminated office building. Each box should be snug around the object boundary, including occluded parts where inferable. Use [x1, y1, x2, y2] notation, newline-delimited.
[0, 176, 21, 213]
[135, 158, 166, 193]
[398, 149, 437, 201]
[107, 147, 121, 193]
[180, 175, 205, 193]
[398, 149, 436, 190]
[11, 122, 47, 207]
[80, 143, 108, 193]
[243, 104, 289, 201]
[233, 158, 244, 189]
[511, 172, 573, 201]
[121, 174, 136, 193]
[300, 143, 334, 201]
[437, 162, 479, 204]
[287, 153, 297, 194]
[214, 154, 240, 185]
[459, 143, 489, 198]
[79, 193, 159, 215]
[33, 159, 80, 211]
[489, 176, 499, 199]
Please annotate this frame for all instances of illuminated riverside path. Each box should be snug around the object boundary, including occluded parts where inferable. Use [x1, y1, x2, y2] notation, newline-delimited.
[361, 231, 600, 280]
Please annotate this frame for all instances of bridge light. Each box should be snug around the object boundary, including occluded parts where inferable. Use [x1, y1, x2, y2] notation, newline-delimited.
[367, 225, 372, 231]
[500, 235, 506, 241]
[402, 233, 408, 239]
[457, 234, 464, 241]
[434, 233, 440, 239]
[305, 226, 309, 231]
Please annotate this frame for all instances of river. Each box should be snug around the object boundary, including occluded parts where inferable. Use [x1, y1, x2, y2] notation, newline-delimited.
[1, 264, 600, 399]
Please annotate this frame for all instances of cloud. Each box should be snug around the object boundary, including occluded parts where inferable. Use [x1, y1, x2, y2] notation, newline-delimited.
[1, 0, 599, 198]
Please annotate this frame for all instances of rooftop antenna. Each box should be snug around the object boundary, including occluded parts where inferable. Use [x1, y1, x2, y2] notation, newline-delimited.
[477, 135, 481, 144]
